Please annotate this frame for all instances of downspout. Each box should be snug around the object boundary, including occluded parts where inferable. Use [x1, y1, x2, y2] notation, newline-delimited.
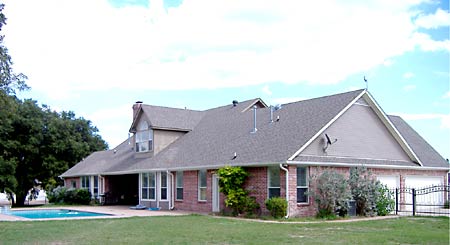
[167, 171, 175, 210]
[279, 164, 289, 219]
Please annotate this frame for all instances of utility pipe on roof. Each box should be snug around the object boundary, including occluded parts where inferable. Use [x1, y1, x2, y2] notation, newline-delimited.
[167, 171, 175, 210]
[279, 164, 289, 219]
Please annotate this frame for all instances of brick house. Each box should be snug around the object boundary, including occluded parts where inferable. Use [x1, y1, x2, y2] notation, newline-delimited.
[61, 89, 449, 217]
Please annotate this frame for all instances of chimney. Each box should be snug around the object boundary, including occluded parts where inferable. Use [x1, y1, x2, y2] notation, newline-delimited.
[232, 100, 238, 107]
[133, 101, 143, 120]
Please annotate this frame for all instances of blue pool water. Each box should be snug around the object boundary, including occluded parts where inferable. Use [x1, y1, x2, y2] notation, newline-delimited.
[7, 209, 111, 219]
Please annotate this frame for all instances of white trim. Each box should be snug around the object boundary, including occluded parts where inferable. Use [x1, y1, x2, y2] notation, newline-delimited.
[288, 90, 366, 161]
[296, 166, 309, 204]
[362, 92, 422, 166]
[299, 154, 413, 163]
[198, 169, 207, 202]
[175, 171, 184, 201]
[279, 164, 289, 218]
[267, 166, 281, 199]
[159, 171, 168, 201]
[141, 172, 156, 201]
[241, 98, 268, 112]
[287, 160, 450, 171]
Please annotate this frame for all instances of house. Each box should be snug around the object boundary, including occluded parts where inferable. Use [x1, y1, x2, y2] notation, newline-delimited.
[61, 89, 449, 217]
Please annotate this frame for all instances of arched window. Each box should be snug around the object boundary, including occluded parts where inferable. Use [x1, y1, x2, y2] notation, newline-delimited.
[136, 121, 153, 152]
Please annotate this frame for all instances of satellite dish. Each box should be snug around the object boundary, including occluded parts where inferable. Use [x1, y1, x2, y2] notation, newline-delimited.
[274, 104, 282, 111]
[323, 133, 338, 152]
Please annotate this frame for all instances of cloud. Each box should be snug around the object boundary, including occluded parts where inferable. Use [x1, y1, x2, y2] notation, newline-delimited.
[262, 85, 272, 96]
[403, 84, 417, 91]
[271, 97, 305, 105]
[397, 113, 450, 129]
[415, 8, 450, 29]
[443, 91, 450, 99]
[2, 0, 447, 99]
[403, 72, 415, 79]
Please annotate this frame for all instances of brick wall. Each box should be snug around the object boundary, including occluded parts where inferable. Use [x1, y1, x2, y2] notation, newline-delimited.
[64, 177, 79, 188]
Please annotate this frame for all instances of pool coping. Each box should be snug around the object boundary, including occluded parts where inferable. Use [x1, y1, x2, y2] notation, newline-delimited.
[0, 206, 191, 221]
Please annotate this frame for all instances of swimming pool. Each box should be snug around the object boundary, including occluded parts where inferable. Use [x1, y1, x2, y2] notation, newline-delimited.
[6, 209, 112, 219]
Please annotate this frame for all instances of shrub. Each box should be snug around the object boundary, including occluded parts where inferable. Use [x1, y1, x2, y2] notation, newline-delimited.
[265, 197, 287, 218]
[376, 184, 395, 216]
[349, 167, 380, 216]
[310, 169, 351, 217]
[47, 186, 67, 203]
[47, 186, 91, 205]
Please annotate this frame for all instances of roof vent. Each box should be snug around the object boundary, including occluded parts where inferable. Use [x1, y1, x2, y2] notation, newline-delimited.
[232, 100, 238, 107]
[251, 105, 257, 133]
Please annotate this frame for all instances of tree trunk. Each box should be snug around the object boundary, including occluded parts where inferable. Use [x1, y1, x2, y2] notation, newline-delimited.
[12, 192, 26, 207]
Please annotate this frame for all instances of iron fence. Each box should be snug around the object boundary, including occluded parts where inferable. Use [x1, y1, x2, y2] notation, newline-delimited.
[390, 185, 449, 216]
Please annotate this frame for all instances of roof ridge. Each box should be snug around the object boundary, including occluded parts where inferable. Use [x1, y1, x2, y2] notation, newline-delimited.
[280, 89, 365, 106]
[141, 104, 203, 112]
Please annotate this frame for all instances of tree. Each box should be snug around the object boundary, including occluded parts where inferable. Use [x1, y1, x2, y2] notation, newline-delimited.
[0, 99, 108, 206]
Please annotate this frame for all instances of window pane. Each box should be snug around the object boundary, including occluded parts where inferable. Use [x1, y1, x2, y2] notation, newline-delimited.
[161, 172, 167, 188]
[200, 188, 206, 201]
[161, 187, 167, 200]
[142, 188, 148, 199]
[297, 167, 307, 186]
[142, 173, 148, 188]
[297, 188, 308, 203]
[269, 167, 280, 187]
[176, 188, 183, 200]
[149, 173, 155, 187]
[199, 170, 206, 187]
[149, 187, 155, 199]
[176, 171, 183, 188]
[269, 188, 280, 198]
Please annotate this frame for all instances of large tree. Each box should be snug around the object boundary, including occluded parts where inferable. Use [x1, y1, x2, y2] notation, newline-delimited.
[0, 4, 108, 207]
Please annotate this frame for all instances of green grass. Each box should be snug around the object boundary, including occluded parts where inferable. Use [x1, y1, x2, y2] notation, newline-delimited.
[0, 215, 448, 244]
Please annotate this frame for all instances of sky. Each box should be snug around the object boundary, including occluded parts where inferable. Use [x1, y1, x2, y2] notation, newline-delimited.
[2, 0, 449, 159]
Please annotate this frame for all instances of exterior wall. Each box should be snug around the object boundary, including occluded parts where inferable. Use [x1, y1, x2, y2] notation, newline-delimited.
[64, 177, 79, 189]
[302, 103, 411, 161]
[153, 129, 185, 154]
[174, 170, 214, 213]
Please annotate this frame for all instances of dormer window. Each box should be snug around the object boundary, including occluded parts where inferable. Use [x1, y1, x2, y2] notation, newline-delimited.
[136, 121, 153, 152]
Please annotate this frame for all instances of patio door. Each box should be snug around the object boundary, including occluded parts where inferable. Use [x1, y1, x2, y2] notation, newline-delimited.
[212, 174, 220, 212]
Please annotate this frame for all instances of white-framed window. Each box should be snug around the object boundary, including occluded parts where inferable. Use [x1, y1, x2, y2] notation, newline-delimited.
[268, 166, 280, 199]
[297, 167, 309, 203]
[93, 176, 99, 198]
[135, 121, 153, 153]
[160, 172, 168, 201]
[81, 176, 90, 190]
[176, 171, 183, 200]
[141, 173, 156, 200]
[198, 170, 207, 201]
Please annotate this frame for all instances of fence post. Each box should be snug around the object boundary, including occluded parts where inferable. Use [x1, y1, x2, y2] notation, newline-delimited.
[395, 188, 399, 215]
[412, 188, 416, 216]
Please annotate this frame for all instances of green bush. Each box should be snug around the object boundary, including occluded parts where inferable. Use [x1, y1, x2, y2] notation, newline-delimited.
[310, 169, 351, 217]
[47, 186, 91, 205]
[376, 184, 395, 216]
[443, 200, 449, 209]
[265, 197, 287, 218]
[349, 167, 383, 216]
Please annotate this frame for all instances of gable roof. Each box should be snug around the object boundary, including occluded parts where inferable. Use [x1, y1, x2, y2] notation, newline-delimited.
[61, 89, 449, 177]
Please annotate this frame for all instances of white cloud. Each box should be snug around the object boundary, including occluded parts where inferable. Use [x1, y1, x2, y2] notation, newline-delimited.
[2, 0, 446, 99]
[262, 85, 272, 96]
[397, 113, 450, 129]
[415, 8, 450, 29]
[443, 91, 450, 99]
[403, 72, 415, 79]
[403, 84, 417, 91]
[271, 97, 305, 105]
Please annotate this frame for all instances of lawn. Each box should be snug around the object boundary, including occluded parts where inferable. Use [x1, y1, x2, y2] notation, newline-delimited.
[0, 215, 448, 244]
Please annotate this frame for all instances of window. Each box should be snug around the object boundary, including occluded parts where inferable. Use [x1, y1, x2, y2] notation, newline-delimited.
[160, 172, 168, 200]
[176, 171, 183, 200]
[198, 170, 207, 201]
[268, 167, 280, 198]
[135, 121, 153, 152]
[71, 180, 76, 188]
[297, 167, 309, 203]
[81, 176, 90, 190]
[93, 176, 99, 198]
[141, 173, 156, 200]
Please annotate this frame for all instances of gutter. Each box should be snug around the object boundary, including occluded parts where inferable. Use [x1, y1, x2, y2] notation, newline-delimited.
[279, 163, 289, 219]
[286, 161, 450, 171]
[167, 170, 175, 210]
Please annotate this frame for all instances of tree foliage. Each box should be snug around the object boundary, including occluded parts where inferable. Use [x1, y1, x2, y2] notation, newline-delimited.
[348, 167, 381, 216]
[310, 169, 352, 218]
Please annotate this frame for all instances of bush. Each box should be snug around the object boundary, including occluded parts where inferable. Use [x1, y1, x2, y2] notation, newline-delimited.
[47, 186, 91, 205]
[265, 197, 287, 218]
[349, 167, 381, 216]
[376, 184, 395, 216]
[443, 200, 449, 209]
[310, 169, 351, 217]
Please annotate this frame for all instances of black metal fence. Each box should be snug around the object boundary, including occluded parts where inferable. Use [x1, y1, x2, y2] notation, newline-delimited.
[390, 185, 449, 216]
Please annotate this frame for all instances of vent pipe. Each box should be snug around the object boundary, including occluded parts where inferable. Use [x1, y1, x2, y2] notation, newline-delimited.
[232, 100, 238, 107]
[270, 105, 274, 123]
[251, 105, 257, 133]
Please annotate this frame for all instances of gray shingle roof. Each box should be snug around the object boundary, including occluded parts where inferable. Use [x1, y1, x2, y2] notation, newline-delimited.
[61, 89, 449, 177]
[388, 115, 449, 168]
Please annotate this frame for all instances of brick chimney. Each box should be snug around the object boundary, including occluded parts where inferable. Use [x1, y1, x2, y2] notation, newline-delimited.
[132, 101, 143, 120]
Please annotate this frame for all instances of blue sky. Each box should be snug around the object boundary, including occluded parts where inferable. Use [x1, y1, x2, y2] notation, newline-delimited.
[2, 0, 449, 159]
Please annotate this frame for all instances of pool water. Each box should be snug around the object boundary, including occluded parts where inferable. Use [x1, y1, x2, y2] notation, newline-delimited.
[7, 209, 111, 219]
